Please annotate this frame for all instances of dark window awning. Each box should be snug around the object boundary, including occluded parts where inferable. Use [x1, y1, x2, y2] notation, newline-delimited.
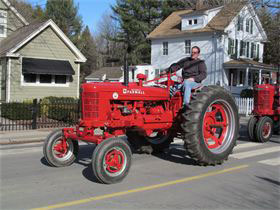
[22, 58, 75, 75]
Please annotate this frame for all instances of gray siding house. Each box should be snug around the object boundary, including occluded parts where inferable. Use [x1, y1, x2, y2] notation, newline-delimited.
[0, 0, 86, 102]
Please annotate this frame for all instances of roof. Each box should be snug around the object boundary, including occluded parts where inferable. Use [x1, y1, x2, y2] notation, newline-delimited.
[85, 67, 123, 80]
[0, 19, 86, 62]
[0, 21, 46, 56]
[147, 3, 246, 39]
[223, 59, 278, 71]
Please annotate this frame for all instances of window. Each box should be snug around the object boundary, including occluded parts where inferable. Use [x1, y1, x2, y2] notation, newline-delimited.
[237, 16, 243, 31]
[228, 38, 235, 55]
[0, 10, 7, 37]
[251, 43, 256, 58]
[40, 75, 52, 83]
[229, 69, 237, 86]
[23, 74, 69, 86]
[163, 42, 168, 55]
[240, 40, 246, 56]
[194, 19, 198, 24]
[189, 20, 192, 25]
[256, 44, 259, 60]
[239, 71, 244, 85]
[185, 40, 191, 54]
[24, 74, 36, 83]
[55, 75, 67, 84]
[246, 19, 250, 32]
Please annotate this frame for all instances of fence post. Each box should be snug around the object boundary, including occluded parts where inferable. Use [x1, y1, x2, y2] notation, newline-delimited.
[32, 99, 38, 129]
[246, 98, 249, 117]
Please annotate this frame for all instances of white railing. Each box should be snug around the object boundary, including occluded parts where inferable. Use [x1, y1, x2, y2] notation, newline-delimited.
[235, 97, 254, 116]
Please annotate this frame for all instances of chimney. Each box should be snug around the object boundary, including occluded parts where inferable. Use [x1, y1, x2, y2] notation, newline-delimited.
[195, 0, 204, 10]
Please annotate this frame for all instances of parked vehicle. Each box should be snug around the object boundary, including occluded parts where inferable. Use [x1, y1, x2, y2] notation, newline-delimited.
[247, 72, 280, 142]
[43, 67, 239, 184]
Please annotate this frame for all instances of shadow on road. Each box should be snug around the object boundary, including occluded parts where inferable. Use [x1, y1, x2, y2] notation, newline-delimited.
[256, 176, 280, 186]
[152, 145, 198, 166]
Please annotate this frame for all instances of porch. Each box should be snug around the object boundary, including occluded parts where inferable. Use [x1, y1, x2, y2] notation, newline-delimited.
[223, 59, 278, 96]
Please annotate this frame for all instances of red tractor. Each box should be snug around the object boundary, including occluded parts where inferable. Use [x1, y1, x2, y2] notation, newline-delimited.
[247, 72, 280, 142]
[43, 69, 239, 184]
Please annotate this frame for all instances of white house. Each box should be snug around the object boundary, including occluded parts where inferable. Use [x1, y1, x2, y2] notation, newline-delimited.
[147, 2, 277, 96]
[119, 64, 159, 82]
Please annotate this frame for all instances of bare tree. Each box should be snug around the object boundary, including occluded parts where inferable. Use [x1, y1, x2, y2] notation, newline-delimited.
[95, 12, 125, 68]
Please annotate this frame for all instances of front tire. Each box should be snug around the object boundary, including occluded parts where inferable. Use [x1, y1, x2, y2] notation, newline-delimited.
[255, 116, 273, 143]
[247, 116, 257, 141]
[43, 129, 79, 167]
[181, 86, 239, 165]
[92, 138, 132, 184]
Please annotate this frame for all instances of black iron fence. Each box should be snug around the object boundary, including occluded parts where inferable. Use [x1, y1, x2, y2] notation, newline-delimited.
[0, 98, 80, 131]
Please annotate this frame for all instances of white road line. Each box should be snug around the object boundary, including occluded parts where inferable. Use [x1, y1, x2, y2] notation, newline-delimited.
[231, 146, 280, 159]
[259, 157, 280, 166]
[234, 142, 262, 150]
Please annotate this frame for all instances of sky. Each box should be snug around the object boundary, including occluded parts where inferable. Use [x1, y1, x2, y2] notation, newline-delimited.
[26, 0, 116, 33]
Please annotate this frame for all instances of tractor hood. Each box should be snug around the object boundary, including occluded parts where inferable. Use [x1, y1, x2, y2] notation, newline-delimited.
[81, 82, 169, 101]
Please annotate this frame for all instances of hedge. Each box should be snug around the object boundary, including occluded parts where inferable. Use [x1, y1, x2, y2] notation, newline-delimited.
[1, 102, 33, 120]
[40, 96, 79, 123]
[240, 89, 254, 98]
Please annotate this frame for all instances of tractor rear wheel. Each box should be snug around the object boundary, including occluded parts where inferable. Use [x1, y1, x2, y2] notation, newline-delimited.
[43, 129, 79, 167]
[181, 86, 239, 165]
[255, 116, 273, 143]
[92, 138, 132, 184]
[247, 116, 258, 141]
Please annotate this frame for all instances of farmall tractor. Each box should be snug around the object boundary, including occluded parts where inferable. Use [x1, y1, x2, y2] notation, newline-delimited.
[43, 67, 239, 184]
[247, 72, 280, 142]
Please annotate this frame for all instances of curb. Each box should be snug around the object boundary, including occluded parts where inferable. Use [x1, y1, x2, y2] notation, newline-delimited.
[0, 139, 44, 145]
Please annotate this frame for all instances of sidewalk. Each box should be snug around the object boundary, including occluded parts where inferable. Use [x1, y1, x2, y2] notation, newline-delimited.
[0, 128, 54, 145]
[0, 116, 250, 145]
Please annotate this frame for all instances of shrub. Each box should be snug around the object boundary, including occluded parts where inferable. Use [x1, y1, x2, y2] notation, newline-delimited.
[1, 102, 33, 120]
[40, 96, 79, 124]
[240, 89, 253, 98]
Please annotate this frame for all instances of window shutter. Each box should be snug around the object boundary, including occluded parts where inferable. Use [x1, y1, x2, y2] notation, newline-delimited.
[246, 42, 250, 57]
[257, 44, 259, 60]
[235, 39, 238, 58]
[250, 19, 253, 34]
[240, 40, 243, 56]
[228, 38, 231, 55]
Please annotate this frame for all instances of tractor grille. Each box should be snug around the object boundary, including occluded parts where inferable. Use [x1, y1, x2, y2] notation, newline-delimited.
[83, 92, 99, 119]
[254, 89, 270, 110]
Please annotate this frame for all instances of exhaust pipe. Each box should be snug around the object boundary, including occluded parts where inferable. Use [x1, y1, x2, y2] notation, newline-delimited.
[123, 52, 129, 86]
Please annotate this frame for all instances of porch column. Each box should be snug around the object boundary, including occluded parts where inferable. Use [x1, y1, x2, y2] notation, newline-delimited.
[245, 67, 249, 86]
[259, 69, 262, 84]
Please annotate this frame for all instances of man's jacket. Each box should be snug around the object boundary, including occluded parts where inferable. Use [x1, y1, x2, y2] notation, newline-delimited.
[169, 57, 207, 83]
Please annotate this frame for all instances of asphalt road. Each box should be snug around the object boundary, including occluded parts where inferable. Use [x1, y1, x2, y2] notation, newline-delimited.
[1, 134, 280, 210]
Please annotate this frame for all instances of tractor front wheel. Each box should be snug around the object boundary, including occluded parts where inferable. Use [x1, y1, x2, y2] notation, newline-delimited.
[92, 138, 132, 184]
[255, 116, 273, 143]
[43, 129, 79, 167]
[181, 86, 239, 165]
[247, 116, 258, 141]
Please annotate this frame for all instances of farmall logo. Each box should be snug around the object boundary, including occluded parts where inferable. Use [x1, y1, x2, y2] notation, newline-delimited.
[123, 88, 145, 95]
